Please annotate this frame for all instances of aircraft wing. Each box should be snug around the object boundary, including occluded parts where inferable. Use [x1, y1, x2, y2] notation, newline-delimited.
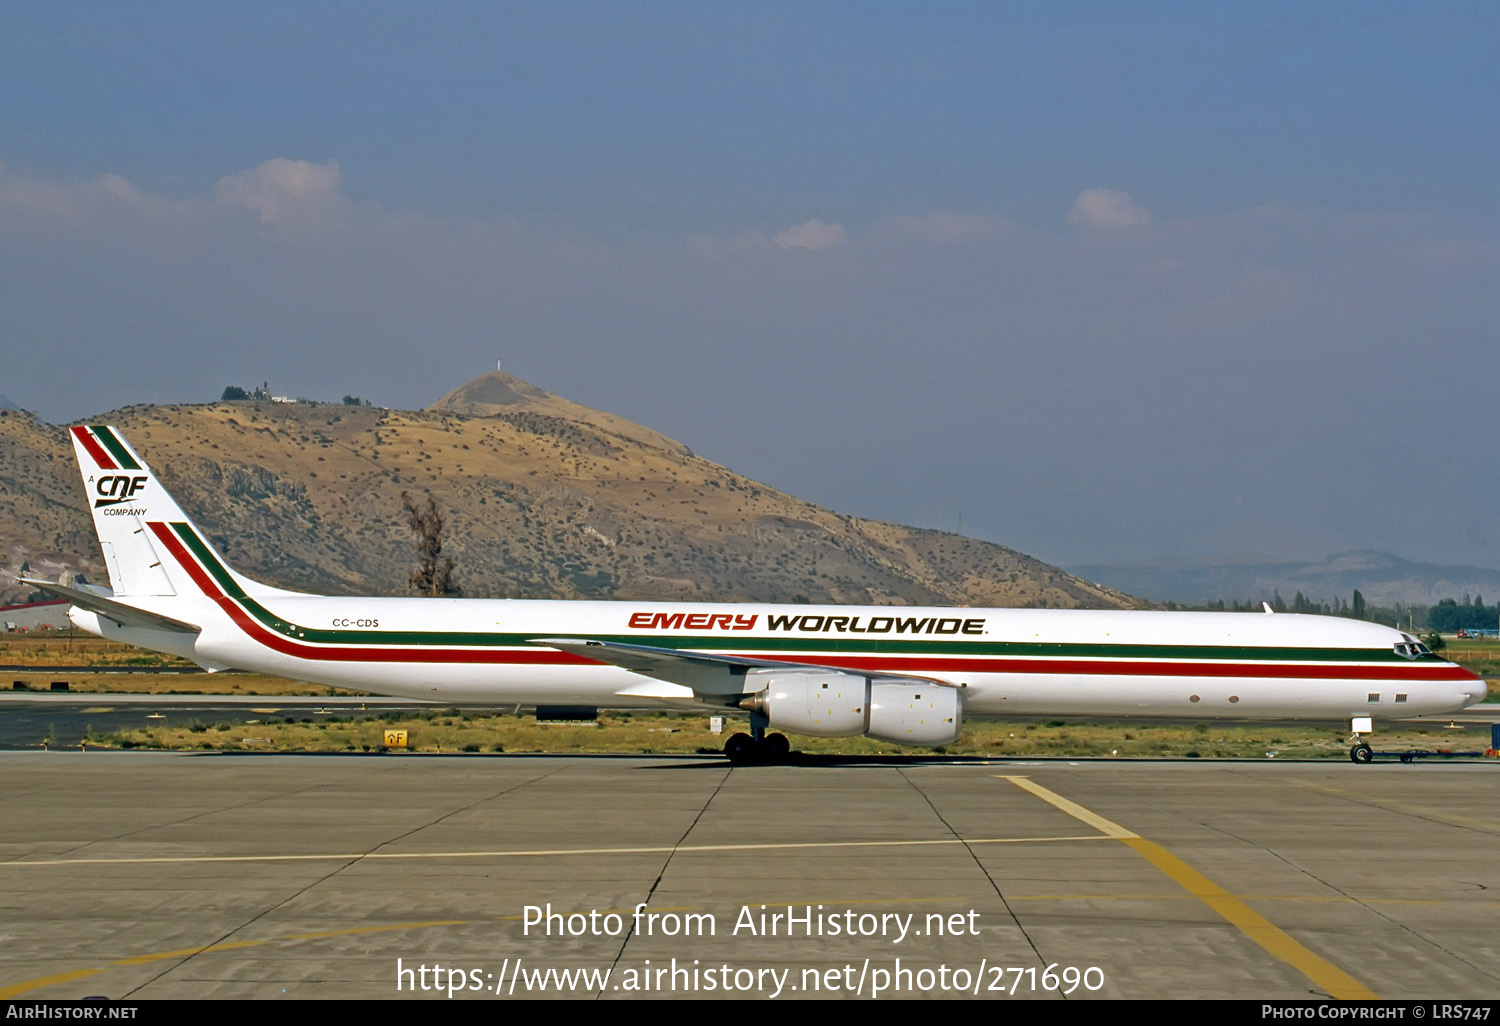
[16, 577, 200, 635]
[531, 637, 958, 697]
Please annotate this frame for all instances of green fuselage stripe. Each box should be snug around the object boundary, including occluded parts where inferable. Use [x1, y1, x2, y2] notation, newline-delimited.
[168, 523, 1432, 665]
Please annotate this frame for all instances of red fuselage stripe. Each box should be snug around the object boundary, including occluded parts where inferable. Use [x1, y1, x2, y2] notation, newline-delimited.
[145, 523, 1476, 682]
[794, 654, 1474, 681]
[148, 522, 592, 665]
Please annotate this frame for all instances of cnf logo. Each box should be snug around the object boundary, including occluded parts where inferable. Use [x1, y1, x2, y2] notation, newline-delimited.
[94, 474, 148, 508]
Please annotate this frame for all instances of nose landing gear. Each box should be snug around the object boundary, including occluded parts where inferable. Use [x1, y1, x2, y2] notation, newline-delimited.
[1348, 715, 1375, 764]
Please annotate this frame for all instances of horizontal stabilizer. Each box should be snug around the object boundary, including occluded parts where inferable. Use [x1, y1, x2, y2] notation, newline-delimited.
[16, 577, 200, 634]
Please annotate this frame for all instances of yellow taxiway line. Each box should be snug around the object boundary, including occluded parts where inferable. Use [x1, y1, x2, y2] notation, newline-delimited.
[998, 774, 1377, 1000]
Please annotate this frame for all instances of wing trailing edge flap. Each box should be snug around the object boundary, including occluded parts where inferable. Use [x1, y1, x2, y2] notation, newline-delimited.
[612, 681, 699, 700]
[15, 577, 200, 634]
[530, 637, 959, 700]
[533, 637, 755, 696]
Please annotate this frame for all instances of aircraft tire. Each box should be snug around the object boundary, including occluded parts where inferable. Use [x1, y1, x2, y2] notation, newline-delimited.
[1350, 743, 1374, 764]
[763, 732, 791, 761]
[724, 732, 757, 764]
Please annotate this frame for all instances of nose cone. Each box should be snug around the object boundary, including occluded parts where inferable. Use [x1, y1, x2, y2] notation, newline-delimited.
[1461, 669, 1490, 708]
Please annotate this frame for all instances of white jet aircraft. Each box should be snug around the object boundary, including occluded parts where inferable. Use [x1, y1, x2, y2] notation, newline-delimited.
[23, 426, 1488, 763]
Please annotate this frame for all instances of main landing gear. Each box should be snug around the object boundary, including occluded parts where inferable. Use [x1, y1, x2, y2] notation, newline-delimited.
[723, 711, 792, 764]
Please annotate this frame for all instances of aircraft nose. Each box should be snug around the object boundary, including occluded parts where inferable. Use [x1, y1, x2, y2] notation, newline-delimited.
[1462, 672, 1490, 708]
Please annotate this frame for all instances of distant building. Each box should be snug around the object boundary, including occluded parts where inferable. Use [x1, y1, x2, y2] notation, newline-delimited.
[0, 599, 70, 631]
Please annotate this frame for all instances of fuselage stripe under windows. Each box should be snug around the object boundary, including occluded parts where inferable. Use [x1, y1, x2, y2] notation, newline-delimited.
[144, 524, 1475, 680]
[153, 522, 1461, 662]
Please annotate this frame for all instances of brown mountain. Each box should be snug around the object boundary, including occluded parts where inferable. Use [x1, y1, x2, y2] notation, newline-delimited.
[430, 370, 694, 457]
[0, 375, 1138, 609]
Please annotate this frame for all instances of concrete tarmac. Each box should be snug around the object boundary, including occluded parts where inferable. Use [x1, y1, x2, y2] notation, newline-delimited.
[1, 751, 1497, 1001]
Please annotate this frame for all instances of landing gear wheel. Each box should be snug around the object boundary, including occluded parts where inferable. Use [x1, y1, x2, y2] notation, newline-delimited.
[763, 732, 791, 761]
[1350, 743, 1373, 764]
[724, 732, 757, 764]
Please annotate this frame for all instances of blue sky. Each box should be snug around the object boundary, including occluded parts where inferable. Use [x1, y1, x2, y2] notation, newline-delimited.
[3, 3, 1498, 568]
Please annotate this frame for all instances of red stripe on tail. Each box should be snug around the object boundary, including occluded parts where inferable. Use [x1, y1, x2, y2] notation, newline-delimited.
[72, 426, 118, 470]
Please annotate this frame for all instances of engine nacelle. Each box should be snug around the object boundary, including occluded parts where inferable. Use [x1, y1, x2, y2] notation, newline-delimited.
[867, 679, 963, 746]
[743, 670, 869, 737]
[741, 670, 964, 746]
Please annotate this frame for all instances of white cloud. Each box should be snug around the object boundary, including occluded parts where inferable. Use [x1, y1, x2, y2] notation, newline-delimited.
[0, 164, 150, 220]
[1068, 188, 1152, 228]
[772, 218, 847, 251]
[95, 173, 144, 204]
[213, 158, 344, 225]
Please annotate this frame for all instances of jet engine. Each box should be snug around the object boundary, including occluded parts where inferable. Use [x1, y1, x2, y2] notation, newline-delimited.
[739, 669, 963, 746]
[866, 679, 963, 745]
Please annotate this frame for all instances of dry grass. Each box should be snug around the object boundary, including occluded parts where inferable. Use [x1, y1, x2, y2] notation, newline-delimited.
[6, 669, 357, 698]
[0, 633, 196, 668]
[82, 712, 1492, 761]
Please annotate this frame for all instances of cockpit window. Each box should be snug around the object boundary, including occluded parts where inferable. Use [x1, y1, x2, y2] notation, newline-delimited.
[1393, 641, 1431, 660]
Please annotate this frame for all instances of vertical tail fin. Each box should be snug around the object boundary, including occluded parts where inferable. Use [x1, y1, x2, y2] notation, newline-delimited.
[70, 425, 294, 600]
[72, 425, 191, 596]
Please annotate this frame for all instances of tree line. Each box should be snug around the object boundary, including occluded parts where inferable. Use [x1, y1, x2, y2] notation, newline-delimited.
[220, 385, 372, 406]
[1169, 589, 1497, 633]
